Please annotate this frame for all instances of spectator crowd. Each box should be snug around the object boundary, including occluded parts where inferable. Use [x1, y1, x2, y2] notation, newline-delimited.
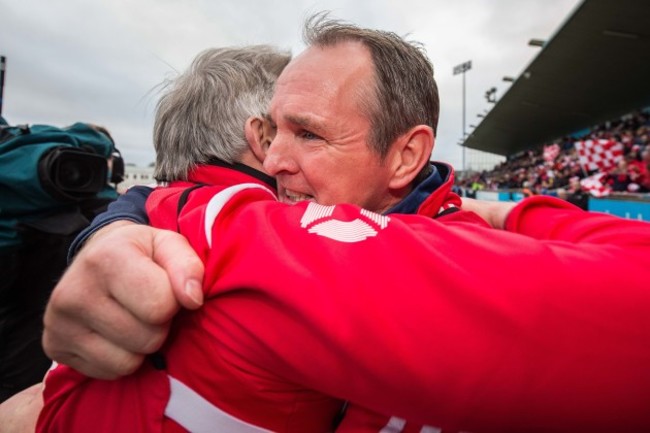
[457, 109, 650, 203]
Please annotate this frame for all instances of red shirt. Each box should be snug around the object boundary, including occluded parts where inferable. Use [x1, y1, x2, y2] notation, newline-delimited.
[38, 163, 650, 433]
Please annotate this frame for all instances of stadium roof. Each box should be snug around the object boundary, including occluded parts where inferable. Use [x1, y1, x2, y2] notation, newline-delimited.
[463, 0, 650, 157]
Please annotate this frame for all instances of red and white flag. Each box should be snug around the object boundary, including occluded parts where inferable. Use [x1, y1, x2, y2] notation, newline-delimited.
[543, 143, 560, 162]
[574, 139, 623, 173]
[580, 172, 611, 197]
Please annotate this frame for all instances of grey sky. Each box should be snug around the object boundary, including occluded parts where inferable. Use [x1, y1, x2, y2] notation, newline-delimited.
[0, 0, 582, 168]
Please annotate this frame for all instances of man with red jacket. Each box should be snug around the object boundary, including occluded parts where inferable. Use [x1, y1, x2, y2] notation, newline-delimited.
[31, 13, 650, 433]
[33, 21, 479, 433]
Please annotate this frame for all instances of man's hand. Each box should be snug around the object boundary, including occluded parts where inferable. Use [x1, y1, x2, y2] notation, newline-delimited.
[460, 197, 517, 229]
[42, 221, 204, 379]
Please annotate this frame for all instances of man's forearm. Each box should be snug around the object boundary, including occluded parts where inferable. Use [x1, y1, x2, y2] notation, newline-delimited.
[0, 383, 43, 433]
[68, 185, 153, 261]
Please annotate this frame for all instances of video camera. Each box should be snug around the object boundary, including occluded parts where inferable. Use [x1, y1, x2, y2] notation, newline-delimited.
[0, 121, 123, 248]
[36, 133, 124, 201]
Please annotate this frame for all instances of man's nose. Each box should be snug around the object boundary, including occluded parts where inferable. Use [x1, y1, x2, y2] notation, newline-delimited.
[263, 135, 298, 176]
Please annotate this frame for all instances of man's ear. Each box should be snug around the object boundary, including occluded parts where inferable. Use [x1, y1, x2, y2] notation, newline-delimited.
[244, 117, 270, 164]
[388, 125, 434, 190]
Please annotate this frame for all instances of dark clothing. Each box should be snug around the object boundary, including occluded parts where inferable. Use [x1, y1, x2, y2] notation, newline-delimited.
[67, 185, 151, 261]
[0, 199, 114, 402]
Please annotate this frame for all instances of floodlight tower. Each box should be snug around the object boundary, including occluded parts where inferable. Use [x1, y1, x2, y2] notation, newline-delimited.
[453, 60, 472, 176]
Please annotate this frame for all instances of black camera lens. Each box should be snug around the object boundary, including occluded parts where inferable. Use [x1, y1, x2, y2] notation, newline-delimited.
[58, 157, 95, 190]
[38, 147, 108, 201]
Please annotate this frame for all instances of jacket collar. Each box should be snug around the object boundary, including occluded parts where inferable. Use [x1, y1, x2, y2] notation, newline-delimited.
[204, 158, 276, 190]
[386, 161, 458, 216]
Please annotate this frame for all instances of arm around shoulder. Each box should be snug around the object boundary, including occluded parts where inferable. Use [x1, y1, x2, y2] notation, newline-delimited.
[505, 195, 650, 245]
[67, 185, 154, 261]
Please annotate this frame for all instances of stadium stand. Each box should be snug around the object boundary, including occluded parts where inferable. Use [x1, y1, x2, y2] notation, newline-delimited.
[459, 110, 649, 195]
[455, 0, 650, 219]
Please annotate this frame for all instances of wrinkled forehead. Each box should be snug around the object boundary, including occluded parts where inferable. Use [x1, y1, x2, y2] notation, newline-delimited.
[270, 43, 374, 116]
[281, 42, 372, 78]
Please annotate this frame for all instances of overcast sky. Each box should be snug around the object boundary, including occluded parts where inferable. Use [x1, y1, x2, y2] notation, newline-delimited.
[1, 0, 582, 168]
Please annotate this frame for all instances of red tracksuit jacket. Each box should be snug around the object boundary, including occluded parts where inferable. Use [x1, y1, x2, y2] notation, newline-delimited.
[37, 163, 650, 433]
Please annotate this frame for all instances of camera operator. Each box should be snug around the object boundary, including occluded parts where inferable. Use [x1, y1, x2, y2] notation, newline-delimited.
[0, 118, 123, 402]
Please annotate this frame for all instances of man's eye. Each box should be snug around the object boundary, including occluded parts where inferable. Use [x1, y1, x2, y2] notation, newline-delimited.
[299, 131, 321, 140]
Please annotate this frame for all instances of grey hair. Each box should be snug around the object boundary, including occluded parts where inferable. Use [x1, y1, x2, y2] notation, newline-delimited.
[303, 12, 439, 161]
[153, 45, 291, 181]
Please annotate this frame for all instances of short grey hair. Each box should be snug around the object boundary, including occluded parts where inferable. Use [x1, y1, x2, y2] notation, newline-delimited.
[303, 12, 439, 161]
[153, 45, 291, 181]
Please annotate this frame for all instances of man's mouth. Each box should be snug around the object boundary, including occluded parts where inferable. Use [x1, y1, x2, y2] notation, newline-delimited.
[282, 188, 314, 204]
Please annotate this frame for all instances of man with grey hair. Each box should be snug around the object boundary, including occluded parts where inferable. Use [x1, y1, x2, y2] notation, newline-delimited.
[32, 45, 348, 433]
[152, 46, 285, 180]
[33, 13, 650, 433]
